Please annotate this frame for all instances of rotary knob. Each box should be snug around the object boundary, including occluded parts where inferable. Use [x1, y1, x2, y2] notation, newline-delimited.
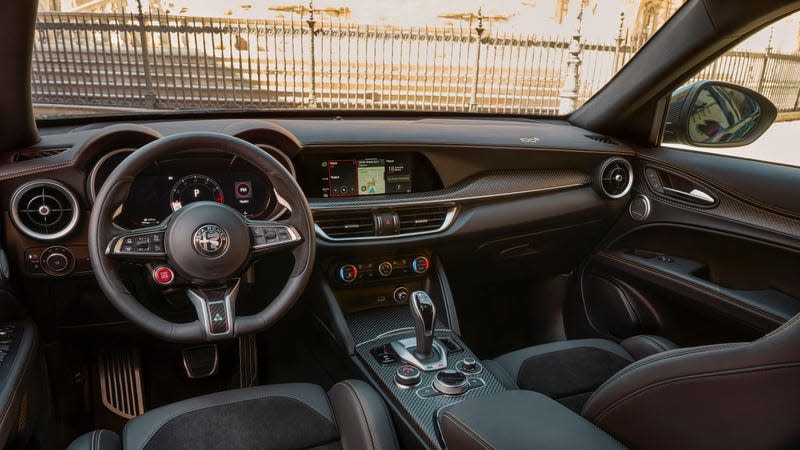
[433, 369, 468, 395]
[393, 286, 410, 303]
[41, 246, 75, 276]
[459, 357, 480, 373]
[395, 365, 421, 387]
[411, 256, 430, 274]
[338, 264, 358, 283]
[378, 262, 393, 277]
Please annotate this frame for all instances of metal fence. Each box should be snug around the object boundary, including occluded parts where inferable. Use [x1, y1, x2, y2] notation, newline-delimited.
[31, 10, 800, 115]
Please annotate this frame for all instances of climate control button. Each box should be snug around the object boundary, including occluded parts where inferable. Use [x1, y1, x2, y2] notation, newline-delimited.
[411, 256, 430, 274]
[338, 264, 358, 283]
[378, 262, 393, 277]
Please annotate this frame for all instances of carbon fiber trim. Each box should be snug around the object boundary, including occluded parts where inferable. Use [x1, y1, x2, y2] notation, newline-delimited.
[309, 169, 590, 210]
[355, 329, 507, 449]
[346, 305, 449, 345]
[636, 164, 800, 239]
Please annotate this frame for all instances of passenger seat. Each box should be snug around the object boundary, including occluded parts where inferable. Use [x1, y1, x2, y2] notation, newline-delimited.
[484, 335, 677, 411]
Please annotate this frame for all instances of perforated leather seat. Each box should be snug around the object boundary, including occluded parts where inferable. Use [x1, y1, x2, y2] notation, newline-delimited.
[67, 380, 398, 450]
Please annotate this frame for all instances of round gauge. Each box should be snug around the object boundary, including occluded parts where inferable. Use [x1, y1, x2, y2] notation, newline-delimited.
[169, 175, 225, 212]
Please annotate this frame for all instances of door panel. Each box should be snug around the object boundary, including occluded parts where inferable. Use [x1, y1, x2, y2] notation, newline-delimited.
[576, 148, 800, 346]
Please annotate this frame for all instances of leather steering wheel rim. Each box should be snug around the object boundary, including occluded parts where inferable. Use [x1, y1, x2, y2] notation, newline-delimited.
[88, 132, 315, 342]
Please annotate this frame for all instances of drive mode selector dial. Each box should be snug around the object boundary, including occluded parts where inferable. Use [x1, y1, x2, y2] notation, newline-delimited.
[395, 365, 421, 387]
[433, 369, 468, 395]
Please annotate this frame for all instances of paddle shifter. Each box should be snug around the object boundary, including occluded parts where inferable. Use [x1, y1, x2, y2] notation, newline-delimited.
[410, 290, 436, 360]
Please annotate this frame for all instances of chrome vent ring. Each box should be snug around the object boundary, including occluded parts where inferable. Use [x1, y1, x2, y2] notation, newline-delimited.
[595, 157, 633, 199]
[11, 180, 80, 241]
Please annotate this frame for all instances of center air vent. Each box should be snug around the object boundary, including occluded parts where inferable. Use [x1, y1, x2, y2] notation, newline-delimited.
[315, 211, 376, 239]
[595, 158, 633, 199]
[315, 206, 457, 241]
[11, 180, 80, 241]
[397, 206, 450, 233]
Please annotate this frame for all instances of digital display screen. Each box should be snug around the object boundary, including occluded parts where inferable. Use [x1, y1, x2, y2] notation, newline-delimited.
[122, 171, 267, 227]
[322, 157, 412, 197]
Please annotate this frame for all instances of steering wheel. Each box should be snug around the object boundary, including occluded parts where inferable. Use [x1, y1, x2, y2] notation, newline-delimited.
[88, 132, 315, 342]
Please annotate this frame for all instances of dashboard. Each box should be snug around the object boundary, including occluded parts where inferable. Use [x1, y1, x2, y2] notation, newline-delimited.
[0, 117, 633, 333]
[0, 118, 630, 284]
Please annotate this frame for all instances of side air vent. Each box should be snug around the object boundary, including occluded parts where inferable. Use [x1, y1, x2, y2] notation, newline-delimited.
[10, 180, 80, 241]
[585, 135, 619, 146]
[397, 206, 450, 233]
[315, 211, 376, 239]
[594, 158, 633, 199]
[13, 148, 68, 162]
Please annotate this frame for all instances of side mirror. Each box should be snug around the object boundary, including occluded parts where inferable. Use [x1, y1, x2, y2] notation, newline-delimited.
[662, 80, 777, 147]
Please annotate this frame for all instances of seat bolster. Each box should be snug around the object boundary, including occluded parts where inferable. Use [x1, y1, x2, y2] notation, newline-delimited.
[123, 383, 336, 450]
[328, 379, 399, 450]
[620, 335, 678, 360]
[66, 429, 122, 450]
[491, 339, 633, 382]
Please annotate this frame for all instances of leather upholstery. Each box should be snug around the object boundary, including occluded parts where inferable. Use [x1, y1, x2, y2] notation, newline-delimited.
[619, 334, 679, 360]
[583, 314, 800, 450]
[439, 390, 624, 450]
[68, 380, 398, 450]
[0, 321, 40, 450]
[328, 379, 399, 450]
[67, 430, 121, 450]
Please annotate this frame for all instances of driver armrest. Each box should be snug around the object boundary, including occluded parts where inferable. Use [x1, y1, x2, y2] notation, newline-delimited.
[438, 390, 624, 450]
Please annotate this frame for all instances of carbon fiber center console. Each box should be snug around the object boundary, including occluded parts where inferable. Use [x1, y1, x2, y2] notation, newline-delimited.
[347, 305, 507, 449]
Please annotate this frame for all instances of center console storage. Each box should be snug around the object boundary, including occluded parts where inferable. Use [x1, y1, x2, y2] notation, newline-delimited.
[438, 390, 624, 450]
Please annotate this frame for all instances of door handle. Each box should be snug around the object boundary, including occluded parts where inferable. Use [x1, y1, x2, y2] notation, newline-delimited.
[662, 187, 716, 205]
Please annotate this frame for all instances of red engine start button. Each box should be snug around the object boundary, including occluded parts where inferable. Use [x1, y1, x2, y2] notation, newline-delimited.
[153, 266, 174, 285]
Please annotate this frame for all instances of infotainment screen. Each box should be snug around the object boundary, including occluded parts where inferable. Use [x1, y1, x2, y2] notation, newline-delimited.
[323, 157, 412, 197]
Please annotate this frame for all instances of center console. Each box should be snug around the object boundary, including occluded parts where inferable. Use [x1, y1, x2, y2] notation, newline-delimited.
[313, 253, 507, 449]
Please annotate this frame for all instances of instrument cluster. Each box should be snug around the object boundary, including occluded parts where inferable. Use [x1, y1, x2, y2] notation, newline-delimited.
[91, 153, 286, 228]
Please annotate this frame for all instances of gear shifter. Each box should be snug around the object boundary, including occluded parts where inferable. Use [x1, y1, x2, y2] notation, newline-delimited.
[410, 290, 436, 360]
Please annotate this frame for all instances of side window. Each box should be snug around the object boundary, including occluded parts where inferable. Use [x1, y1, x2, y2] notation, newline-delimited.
[662, 11, 800, 167]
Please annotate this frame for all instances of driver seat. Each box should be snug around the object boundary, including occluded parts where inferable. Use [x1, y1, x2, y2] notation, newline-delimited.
[67, 380, 398, 450]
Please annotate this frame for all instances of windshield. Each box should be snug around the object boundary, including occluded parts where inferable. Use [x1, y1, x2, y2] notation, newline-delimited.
[33, 0, 681, 119]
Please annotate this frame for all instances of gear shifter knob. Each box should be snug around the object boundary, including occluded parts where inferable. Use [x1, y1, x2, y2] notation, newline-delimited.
[410, 290, 436, 359]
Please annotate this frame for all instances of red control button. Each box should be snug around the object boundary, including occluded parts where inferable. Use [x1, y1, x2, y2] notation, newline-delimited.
[153, 266, 174, 285]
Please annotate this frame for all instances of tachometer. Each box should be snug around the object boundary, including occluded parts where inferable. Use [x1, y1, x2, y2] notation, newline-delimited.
[169, 174, 224, 212]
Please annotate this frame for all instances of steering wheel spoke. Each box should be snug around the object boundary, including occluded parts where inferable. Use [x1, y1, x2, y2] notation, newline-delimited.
[247, 219, 303, 256]
[106, 225, 168, 262]
[186, 280, 239, 340]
